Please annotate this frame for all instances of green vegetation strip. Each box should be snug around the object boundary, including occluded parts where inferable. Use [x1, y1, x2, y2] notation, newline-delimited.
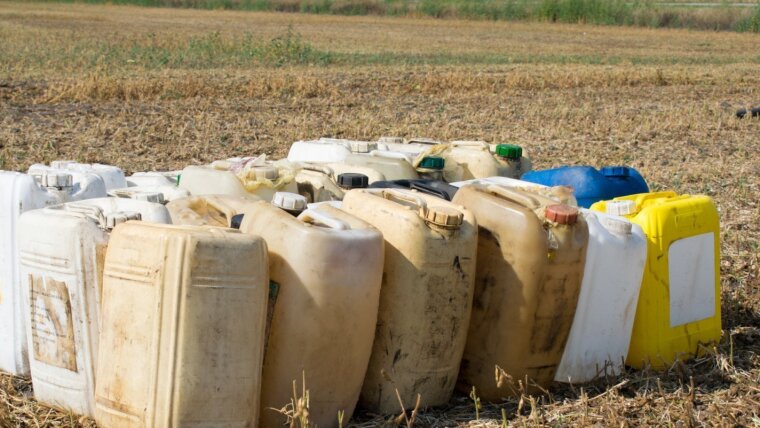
[2, 28, 759, 73]
[30, 0, 760, 32]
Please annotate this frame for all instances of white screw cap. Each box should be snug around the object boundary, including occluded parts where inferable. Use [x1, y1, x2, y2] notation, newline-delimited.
[348, 140, 377, 154]
[606, 200, 637, 216]
[40, 172, 73, 189]
[602, 216, 633, 236]
[272, 192, 307, 211]
[253, 166, 279, 181]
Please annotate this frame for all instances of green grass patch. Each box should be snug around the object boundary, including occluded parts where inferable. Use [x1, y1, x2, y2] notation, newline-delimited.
[27, 0, 760, 32]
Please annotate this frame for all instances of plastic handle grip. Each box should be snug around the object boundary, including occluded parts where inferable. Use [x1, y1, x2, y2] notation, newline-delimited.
[628, 191, 678, 207]
[369, 150, 413, 161]
[300, 163, 336, 177]
[483, 184, 543, 209]
[62, 203, 108, 227]
[379, 189, 428, 210]
[297, 209, 350, 230]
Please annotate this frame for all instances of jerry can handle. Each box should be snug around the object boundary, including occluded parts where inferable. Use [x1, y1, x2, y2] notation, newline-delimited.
[202, 199, 240, 228]
[63, 203, 109, 227]
[626, 191, 678, 206]
[297, 209, 349, 230]
[378, 189, 428, 211]
[483, 184, 542, 209]
[450, 141, 488, 150]
[368, 150, 411, 161]
[300, 163, 335, 177]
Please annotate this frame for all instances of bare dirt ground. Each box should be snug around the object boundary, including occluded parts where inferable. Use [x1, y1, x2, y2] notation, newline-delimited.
[0, 2, 758, 426]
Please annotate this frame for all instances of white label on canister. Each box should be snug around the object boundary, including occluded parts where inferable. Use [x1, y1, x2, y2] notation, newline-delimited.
[29, 275, 78, 371]
[668, 232, 716, 327]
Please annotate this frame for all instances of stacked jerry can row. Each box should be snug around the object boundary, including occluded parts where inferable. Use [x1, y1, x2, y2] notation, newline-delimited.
[0, 142, 723, 428]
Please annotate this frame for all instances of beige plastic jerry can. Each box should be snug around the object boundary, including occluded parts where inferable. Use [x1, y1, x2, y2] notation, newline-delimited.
[166, 195, 261, 227]
[294, 164, 370, 203]
[178, 157, 298, 201]
[452, 184, 588, 401]
[239, 202, 383, 428]
[94, 222, 269, 428]
[445, 141, 531, 181]
[341, 188, 477, 413]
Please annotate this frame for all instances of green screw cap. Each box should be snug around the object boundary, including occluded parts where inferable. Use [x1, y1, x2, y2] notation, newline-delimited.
[418, 156, 445, 170]
[495, 144, 523, 160]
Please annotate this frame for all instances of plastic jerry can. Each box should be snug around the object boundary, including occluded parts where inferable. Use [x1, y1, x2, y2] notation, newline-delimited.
[294, 164, 369, 203]
[30, 161, 127, 191]
[590, 192, 721, 369]
[554, 209, 647, 383]
[178, 161, 298, 201]
[368, 179, 459, 201]
[0, 170, 107, 376]
[94, 222, 268, 428]
[451, 176, 578, 206]
[166, 195, 262, 227]
[287, 138, 378, 163]
[109, 185, 190, 203]
[341, 188, 477, 413]
[452, 184, 588, 400]
[239, 202, 383, 428]
[445, 141, 531, 181]
[376, 136, 440, 159]
[17, 198, 171, 416]
[521, 166, 649, 208]
[126, 171, 181, 187]
[341, 152, 420, 181]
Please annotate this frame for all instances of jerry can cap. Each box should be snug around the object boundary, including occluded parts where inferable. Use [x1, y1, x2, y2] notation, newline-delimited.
[418, 156, 445, 170]
[337, 173, 369, 189]
[601, 216, 633, 235]
[495, 144, 523, 160]
[272, 192, 308, 211]
[600, 166, 630, 177]
[348, 140, 377, 153]
[40, 172, 74, 189]
[106, 211, 142, 229]
[606, 200, 637, 216]
[425, 206, 463, 228]
[253, 165, 279, 180]
[545, 204, 579, 225]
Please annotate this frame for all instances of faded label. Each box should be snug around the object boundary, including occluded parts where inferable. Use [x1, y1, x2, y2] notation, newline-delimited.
[29, 275, 78, 372]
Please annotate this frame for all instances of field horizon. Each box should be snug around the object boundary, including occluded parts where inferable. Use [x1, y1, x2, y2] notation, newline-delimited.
[1, 2, 758, 426]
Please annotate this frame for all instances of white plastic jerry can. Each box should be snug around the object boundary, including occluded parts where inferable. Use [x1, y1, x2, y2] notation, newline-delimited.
[94, 223, 269, 428]
[446, 141, 531, 180]
[0, 170, 107, 376]
[126, 171, 181, 187]
[29, 161, 127, 190]
[287, 138, 378, 163]
[554, 209, 647, 383]
[17, 198, 171, 416]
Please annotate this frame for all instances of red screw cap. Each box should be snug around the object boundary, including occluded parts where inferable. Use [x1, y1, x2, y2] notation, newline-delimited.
[545, 204, 579, 225]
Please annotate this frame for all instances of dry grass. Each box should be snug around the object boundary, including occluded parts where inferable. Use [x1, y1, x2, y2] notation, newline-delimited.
[1, 2, 759, 427]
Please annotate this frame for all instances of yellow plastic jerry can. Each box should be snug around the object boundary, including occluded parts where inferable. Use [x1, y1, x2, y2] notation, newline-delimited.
[590, 191, 721, 369]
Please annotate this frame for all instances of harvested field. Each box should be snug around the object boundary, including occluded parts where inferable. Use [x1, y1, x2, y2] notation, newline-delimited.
[0, 2, 758, 426]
